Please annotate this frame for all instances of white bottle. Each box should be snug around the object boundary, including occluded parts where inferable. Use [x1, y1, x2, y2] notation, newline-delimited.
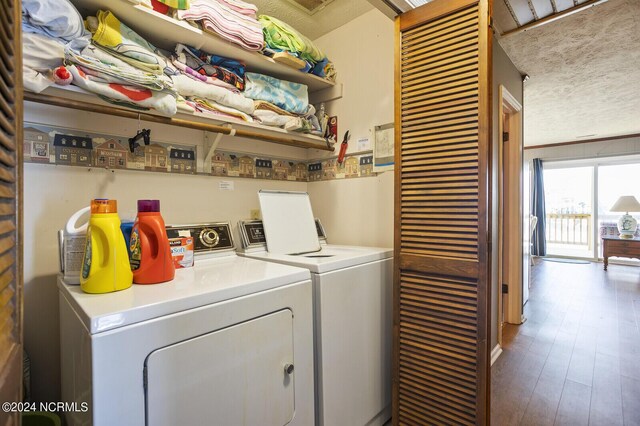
[62, 206, 90, 284]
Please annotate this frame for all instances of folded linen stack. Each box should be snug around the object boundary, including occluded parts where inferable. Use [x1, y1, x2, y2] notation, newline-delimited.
[86, 11, 169, 75]
[245, 73, 321, 135]
[21, 0, 91, 92]
[166, 43, 254, 121]
[173, 44, 245, 92]
[178, 0, 264, 51]
[259, 15, 336, 82]
[55, 10, 179, 115]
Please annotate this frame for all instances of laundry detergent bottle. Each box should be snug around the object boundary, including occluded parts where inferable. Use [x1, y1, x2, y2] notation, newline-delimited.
[130, 200, 175, 284]
[80, 199, 133, 294]
[63, 206, 91, 285]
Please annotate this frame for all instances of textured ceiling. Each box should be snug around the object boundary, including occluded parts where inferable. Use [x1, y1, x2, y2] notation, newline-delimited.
[250, 0, 373, 40]
[498, 0, 640, 146]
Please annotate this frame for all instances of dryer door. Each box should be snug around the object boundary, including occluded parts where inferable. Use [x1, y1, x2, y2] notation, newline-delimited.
[145, 309, 295, 426]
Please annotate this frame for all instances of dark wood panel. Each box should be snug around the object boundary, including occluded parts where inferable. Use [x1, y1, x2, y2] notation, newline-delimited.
[400, 255, 479, 279]
[395, 0, 490, 424]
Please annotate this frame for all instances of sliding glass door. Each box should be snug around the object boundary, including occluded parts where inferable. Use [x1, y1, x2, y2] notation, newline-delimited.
[544, 166, 594, 258]
[542, 155, 640, 261]
[597, 163, 640, 259]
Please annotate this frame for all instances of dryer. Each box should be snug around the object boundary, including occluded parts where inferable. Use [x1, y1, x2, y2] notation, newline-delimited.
[238, 192, 393, 426]
[59, 222, 314, 426]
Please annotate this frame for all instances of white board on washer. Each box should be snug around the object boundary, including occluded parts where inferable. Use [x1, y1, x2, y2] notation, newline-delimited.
[258, 190, 320, 255]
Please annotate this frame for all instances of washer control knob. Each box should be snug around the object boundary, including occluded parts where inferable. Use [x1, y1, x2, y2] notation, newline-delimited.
[284, 363, 294, 375]
[200, 228, 220, 247]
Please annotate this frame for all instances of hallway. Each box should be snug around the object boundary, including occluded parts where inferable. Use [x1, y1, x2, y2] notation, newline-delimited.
[491, 260, 640, 425]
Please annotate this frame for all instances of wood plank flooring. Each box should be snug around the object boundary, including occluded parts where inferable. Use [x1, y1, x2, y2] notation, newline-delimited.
[491, 260, 640, 425]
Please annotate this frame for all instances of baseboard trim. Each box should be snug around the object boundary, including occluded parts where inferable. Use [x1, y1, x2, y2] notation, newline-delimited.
[491, 344, 503, 366]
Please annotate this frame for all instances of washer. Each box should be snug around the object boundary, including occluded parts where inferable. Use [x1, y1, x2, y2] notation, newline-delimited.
[238, 192, 393, 426]
[59, 222, 314, 426]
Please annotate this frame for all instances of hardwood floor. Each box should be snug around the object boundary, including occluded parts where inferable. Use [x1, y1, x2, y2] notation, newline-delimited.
[491, 259, 640, 425]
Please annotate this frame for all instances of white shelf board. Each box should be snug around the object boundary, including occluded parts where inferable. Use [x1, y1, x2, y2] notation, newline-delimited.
[70, 0, 336, 93]
[31, 85, 332, 150]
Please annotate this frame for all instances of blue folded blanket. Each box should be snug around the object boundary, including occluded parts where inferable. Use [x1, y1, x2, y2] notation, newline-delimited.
[22, 0, 90, 51]
[244, 73, 309, 115]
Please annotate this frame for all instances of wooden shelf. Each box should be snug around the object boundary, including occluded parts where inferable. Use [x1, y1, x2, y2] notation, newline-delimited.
[27, 85, 334, 151]
[70, 0, 336, 93]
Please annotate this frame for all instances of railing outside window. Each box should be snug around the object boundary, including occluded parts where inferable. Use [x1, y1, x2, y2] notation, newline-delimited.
[546, 213, 592, 249]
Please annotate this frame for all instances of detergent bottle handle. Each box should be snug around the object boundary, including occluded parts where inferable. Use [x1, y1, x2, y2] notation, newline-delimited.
[66, 206, 90, 234]
[93, 224, 110, 269]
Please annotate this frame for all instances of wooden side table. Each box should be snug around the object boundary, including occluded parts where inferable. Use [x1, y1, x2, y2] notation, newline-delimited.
[602, 236, 640, 270]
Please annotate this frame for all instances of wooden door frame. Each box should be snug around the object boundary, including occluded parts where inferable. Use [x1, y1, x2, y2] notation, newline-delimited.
[498, 85, 524, 327]
[0, 0, 24, 423]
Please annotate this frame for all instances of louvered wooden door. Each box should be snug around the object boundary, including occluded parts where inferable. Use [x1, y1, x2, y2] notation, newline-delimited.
[393, 0, 492, 425]
[0, 0, 23, 424]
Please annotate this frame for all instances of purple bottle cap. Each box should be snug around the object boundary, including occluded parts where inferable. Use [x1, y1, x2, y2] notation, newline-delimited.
[137, 199, 160, 213]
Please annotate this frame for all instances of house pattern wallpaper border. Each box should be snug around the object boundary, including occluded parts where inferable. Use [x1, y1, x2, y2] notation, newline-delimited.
[23, 123, 378, 182]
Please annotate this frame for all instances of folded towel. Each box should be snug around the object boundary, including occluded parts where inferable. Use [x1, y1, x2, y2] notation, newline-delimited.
[67, 65, 177, 116]
[244, 73, 308, 115]
[171, 57, 240, 93]
[66, 45, 174, 92]
[22, 0, 90, 51]
[178, 0, 264, 51]
[216, 0, 258, 18]
[185, 45, 245, 79]
[253, 100, 295, 117]
[22, 32, 65, 93]
[324, 61, 337, 82]
[259, 15, 325, 63]
[171, 74, 254, 115]
[189, 97, 253, 122]
[174, 44, 244, 91]
[87, 10, 169, 75]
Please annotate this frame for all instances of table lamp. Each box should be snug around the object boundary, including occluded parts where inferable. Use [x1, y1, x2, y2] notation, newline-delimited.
[610, 195, 640, 239]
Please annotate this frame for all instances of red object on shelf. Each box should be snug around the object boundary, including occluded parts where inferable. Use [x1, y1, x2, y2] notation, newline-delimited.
[151, 0, 170, 14]
[337, 130, 350, 164]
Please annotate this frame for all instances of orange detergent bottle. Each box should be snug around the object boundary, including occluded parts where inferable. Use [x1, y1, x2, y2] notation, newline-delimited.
[80, 199, 133, 294]
[130, 200, 175, 284]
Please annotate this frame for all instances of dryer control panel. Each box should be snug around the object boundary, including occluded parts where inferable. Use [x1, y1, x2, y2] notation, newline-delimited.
[166, 222, 235, 254]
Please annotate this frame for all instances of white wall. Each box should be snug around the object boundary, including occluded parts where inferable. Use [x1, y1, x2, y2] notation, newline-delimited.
[308, 9, 395, 248]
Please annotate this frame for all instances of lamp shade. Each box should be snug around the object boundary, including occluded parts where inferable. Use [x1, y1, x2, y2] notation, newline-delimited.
[610, 196, 640, 213]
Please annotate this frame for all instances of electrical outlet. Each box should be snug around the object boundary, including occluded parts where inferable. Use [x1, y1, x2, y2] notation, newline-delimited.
[250, 209, 261, 220]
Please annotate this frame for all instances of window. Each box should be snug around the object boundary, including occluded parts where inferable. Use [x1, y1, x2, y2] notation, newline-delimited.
[59, 154, 68, 160]
[544, 166, 593, 258]
[542, 156, 640, 261]
[597, 163, 640, 255]
[98, 156, 106, 165]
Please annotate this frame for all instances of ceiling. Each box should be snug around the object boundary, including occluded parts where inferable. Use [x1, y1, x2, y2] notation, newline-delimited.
[250, 0, 373, 40]
[496, 0, 640, 146]
[494, 0, 600, 34]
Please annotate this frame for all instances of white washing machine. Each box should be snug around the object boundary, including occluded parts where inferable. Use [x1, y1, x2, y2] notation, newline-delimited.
[59, 222, 314, 426]
[238, 192, 393, 426]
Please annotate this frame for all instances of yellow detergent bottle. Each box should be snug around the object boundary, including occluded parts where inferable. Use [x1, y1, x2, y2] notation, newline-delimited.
[80, 199, 133, 294]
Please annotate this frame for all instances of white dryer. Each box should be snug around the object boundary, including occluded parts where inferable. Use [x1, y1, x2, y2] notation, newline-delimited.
[238, 192, 393, 426]
[59, 222, 314, 426]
